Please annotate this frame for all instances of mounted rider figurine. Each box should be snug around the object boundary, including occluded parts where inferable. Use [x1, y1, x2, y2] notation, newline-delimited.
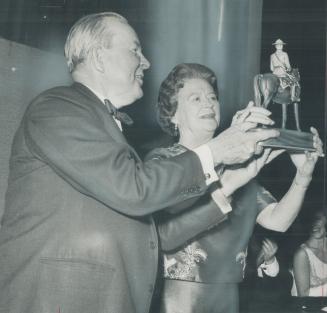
[254, 40, 319, 152]
[254, 39, 301, 131]
[270, 39, 300, 102]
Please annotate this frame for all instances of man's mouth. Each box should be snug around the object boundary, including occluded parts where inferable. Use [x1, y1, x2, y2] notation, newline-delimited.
[135, 73, 144, 84]
[199, 112, 216, 119]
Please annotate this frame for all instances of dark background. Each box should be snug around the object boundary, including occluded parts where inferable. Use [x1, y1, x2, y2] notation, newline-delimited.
[0, 0, 326, 279]
[258, 0, 326, 263]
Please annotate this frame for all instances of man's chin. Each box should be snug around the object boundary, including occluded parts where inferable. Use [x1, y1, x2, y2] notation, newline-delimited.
[132, 89, 143, 102]
[124, 88, 143, 106]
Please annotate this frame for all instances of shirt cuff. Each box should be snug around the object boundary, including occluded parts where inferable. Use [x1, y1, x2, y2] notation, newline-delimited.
[193, 144, 219, 185]
[211, 188, 232, 214]
[257, 257, 279, 277]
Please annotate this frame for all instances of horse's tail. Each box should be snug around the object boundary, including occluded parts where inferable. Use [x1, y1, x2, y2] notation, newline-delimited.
[253, 74, 263, 107]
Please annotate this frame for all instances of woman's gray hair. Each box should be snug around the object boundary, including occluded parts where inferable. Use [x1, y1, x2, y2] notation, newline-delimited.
[64, 12, 127, 73]
[157, 63, 219, 137]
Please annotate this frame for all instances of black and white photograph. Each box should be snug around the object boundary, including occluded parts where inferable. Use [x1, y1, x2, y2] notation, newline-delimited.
[0, 1, 326, 312]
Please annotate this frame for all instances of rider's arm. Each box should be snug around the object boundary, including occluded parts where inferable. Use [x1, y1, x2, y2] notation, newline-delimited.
[270, 54, 275, 72]
[284, 52, 291, 71]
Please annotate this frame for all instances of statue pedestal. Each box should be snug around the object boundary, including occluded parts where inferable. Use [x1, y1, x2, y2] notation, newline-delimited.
[260, 128, 315, 152]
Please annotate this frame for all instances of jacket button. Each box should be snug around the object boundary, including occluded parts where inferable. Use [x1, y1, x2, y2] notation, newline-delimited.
[150, 241, 156, 249]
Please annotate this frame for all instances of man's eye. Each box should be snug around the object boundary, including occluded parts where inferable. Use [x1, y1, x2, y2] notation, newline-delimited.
[207, 93, 217, 100]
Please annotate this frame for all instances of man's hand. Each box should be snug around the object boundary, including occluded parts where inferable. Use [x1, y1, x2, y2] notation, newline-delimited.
[208, 101, 279, 166]
[219, 148, 284, 197]
[208, 126, 279, 166]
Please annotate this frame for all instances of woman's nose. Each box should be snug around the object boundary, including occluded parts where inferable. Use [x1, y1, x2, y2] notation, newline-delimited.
[202, 98, 213, 108]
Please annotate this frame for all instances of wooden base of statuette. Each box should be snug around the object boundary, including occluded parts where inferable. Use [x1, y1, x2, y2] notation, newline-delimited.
[258, 128, 315, 152]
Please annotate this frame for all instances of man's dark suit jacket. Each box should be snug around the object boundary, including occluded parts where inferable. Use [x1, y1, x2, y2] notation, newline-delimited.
[0, 83, 225, 313]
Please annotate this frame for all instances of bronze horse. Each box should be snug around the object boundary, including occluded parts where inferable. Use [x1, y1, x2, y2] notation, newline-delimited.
[253, 69, 301, 131]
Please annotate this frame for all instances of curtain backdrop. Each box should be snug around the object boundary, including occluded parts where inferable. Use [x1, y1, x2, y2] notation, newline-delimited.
[133, 0, 263, 129]
[0, 1, 264, 216]
[0, 38, 71, 218]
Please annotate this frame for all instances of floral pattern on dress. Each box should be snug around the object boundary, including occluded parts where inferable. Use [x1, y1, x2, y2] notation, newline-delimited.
[150, 143, 209, 281]
[236, 248, 248, 279]
[164, 242, 208, 281]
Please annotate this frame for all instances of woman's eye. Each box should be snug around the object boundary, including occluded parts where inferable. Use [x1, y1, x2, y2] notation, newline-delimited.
[190, 96, 200, 102]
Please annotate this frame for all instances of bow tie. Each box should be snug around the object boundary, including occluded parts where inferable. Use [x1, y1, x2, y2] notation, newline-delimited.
[104, 99, 133, 126]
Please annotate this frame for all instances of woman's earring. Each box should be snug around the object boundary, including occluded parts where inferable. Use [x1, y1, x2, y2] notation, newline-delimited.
[174, 123, 179, 137]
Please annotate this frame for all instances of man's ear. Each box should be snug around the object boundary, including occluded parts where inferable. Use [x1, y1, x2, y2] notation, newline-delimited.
[91, 46, 105, 73]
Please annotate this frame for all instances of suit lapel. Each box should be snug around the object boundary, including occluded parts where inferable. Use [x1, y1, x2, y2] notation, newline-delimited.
[72, 82, 128, 145]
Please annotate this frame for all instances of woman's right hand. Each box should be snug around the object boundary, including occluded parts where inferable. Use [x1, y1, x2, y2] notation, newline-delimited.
[219, 148, 284, 197]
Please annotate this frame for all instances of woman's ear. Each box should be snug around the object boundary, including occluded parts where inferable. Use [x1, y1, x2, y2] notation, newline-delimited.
[91, 46, 105, 73]
[171, 114, 178, 125]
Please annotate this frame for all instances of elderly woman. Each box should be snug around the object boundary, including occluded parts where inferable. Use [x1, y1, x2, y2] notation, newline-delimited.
[150, 63, 322, 313]
[292, 210, 327, 297]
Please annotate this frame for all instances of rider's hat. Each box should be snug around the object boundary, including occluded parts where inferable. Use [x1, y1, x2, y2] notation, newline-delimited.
[272, 39, 286, 45]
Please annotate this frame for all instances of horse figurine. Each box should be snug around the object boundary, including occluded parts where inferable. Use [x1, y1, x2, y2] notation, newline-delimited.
[253, 68, 301, 131]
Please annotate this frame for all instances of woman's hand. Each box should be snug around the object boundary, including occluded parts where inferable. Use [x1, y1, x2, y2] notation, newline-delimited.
[219, 148, 284, 197]
[231, 101, 275, 129]
[290, 127, 323, 187]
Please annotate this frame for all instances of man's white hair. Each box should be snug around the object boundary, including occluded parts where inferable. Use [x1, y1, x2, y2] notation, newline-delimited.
[64, 12, 127, 73]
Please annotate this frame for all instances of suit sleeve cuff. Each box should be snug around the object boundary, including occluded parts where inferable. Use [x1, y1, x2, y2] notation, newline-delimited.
[211, 188, 232, 214]
[192, 144, 219, 185]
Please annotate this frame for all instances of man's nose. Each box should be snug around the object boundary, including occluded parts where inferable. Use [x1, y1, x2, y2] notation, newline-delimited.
[140, 53, 150, 70]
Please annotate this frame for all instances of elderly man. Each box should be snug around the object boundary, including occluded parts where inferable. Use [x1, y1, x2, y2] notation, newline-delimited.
[0, 12, 278, 313]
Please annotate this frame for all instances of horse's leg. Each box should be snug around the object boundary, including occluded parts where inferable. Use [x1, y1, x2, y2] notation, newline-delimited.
[294, 102, 301, 131]
[262, 80, 274, 109]
[282, 103, 287, 129]
[253, 75, 262, 107]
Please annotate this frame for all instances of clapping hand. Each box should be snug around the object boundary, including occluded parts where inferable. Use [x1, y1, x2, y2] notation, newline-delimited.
[262, 238, 278, 265]
[256, 238, 278, 267]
